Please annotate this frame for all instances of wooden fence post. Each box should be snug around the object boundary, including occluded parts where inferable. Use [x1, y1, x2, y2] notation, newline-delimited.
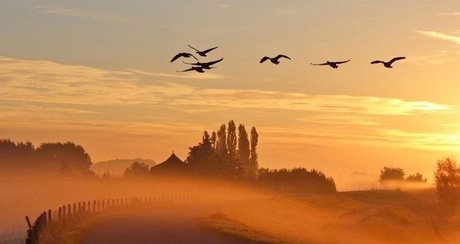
[48, 210, 52, 224]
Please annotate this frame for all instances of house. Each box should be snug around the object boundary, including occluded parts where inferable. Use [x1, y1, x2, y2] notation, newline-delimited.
[150, 152, 186, 174]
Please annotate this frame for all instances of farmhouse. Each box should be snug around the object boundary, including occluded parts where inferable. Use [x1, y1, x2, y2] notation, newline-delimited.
[150, 152, 186, 174]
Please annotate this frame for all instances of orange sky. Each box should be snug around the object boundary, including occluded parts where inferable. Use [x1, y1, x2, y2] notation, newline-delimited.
[1, 1, 460, 190]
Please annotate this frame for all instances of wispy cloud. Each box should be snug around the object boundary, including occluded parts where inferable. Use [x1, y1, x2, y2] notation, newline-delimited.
[34, 5, 136, 24]
[129, 69, 227, 80]
[416, 30, 460, 45]
[215, 3, 232, 8]
[437, 12, 460, 16]
[0, 56, 458, 154]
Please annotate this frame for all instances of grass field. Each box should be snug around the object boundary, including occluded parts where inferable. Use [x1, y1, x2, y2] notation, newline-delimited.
[201, 189, 460, 243]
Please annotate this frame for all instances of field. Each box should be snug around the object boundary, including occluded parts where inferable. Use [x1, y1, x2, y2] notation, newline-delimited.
[2, 174, 460, 243]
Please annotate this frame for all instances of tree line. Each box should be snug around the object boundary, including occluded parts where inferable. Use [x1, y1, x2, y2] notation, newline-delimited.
[0, 139, 92, 176]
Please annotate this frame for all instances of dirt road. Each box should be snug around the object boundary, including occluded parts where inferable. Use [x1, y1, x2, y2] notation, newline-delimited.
[83, 202, 234, 244]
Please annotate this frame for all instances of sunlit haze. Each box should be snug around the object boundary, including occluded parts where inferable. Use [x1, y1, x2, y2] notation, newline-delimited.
[2, 1, 460, 189]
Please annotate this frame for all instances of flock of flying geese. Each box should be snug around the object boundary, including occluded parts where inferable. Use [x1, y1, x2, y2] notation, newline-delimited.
[171, 45, 406, 73]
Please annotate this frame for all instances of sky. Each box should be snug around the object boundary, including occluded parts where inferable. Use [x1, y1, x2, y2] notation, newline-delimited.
[2, 0, 460, 189]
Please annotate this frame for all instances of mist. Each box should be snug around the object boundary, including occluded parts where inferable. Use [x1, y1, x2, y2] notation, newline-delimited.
[4, 170, 460, 243]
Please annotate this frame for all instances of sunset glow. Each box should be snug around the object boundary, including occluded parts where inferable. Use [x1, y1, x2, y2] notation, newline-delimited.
[1, 1, 460, 189]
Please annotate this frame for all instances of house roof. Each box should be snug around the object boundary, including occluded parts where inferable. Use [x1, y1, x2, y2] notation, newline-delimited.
[150, 152, 186, 173]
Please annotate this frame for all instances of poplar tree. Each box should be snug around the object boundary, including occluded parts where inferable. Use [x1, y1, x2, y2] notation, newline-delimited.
[227, 120, 237, 165]
[216, 124, 227, 161]
[250, 127, 259, 175]
[238, 124, 250, 177]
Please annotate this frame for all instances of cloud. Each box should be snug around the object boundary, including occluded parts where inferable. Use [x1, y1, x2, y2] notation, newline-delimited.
[215, 3, 232, 8]
[437, 12, 460, 16]
[415, 30, 460, 45]
[129, 69, 227, 80]
[34, 5, 136, 24]
[1, 56, 458, 154]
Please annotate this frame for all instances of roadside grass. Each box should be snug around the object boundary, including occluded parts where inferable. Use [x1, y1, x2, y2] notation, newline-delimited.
[39, 208, 133, 244]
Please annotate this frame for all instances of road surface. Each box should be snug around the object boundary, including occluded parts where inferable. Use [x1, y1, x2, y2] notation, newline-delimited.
[83, 202, 235, 244]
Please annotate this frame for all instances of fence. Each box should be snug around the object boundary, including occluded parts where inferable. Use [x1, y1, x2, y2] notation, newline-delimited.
[24, 194, 227, 244]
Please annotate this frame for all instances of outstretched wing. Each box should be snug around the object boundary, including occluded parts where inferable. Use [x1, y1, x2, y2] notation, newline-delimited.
[310, 62, 328, 66]
[171, 52, 197, 62]
[188, 45, 199, 52]
[335, 60, 350, 64]
[276, 54, 291, 60]
[389, 56, 406, 64]
[177, 67, 195, 73]
[202, 46, 218, 54]
[202, 57, 224, 66]
[170, 53, 185, 62]
[370, 60, 384, 64]
[260, 56, 270, 63]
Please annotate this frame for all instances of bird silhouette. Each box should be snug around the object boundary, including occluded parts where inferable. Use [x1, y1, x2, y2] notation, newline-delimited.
[371, 57, 406, 68]
[310, 60, 350, 69]
[182, 58, 224, 70]
[177, 66, 211, 73]
[260, 54, 291, 65]
[188, 45, 218, 57]
[170, 52, 198, 62]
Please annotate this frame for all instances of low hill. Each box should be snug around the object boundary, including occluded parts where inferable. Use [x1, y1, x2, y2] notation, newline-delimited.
[91, 158, 156, 176]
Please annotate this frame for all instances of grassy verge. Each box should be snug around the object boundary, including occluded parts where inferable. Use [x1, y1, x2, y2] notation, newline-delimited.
[197, 211, 287, 244]
[38, 208, 131, 244]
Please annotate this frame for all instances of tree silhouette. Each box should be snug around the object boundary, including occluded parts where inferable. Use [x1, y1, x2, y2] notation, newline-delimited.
[258, 167, 336, 193]
[123, 161, 150, 178]
[227, 120, 237, 166]
[379, 167, 405, 183]
[187, 131, 219, 174]
[35, 142, 92, 175]
[405, 173, 427, 183]
[237, 124, 250, 178]
[216, 124, 228, 162]
[435, 157, 460, 208]
[0, 139, 35, 171]
[250, 127, 259, 177]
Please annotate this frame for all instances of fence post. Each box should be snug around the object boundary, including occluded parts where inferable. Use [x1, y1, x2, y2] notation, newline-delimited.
[48, 210, 52, 224]
[63, 205, 66, 218]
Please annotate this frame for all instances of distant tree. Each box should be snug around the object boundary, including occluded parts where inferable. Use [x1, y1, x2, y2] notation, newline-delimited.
[434, 157, 460, 208]
[123, 161, 150, 178]
[187, 131, 218, 174]
[257, 167, 336, 193]
[227, 120, 237, 165]
[35, 142, 92, 175]
[216, 124, 228, 161]
[237, 124, 251, 178]
[379, 167, 405, 184]
[0, 139, 35, 170]
[210, 131, 217, 151]
[405, 173, 427, 183]
[250, 127, 259, 176]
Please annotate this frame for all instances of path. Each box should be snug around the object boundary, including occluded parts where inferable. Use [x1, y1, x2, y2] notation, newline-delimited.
[83, 202, 235, 244]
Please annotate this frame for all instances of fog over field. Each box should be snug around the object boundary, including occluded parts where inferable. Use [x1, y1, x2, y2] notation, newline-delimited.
[2, 172, 460, 244]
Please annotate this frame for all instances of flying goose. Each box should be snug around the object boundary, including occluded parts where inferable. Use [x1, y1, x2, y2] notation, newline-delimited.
[371, 57, 406, 68]
[177, 66, 211, 73]
[170, 52, 198, 62]
[260, 54, 291, 65]
[188, 45, 218, 57]
[182, 58, 224, 69]
[310, 60, 350, 69]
